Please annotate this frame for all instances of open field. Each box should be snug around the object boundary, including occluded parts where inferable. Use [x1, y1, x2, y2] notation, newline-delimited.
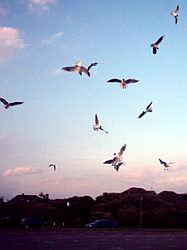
[1, 229, 187, 250]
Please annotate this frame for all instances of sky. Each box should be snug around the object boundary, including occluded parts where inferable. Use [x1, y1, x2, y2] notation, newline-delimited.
[0, 0, 187, 200]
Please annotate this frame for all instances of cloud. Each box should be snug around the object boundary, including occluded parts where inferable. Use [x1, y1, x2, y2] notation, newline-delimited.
[27, 0, 57, 15]
[41, 31, 64, 45]
[3, 166, 42, 177]
[0, 6, 9, 17]
[0, 27, 26, 63]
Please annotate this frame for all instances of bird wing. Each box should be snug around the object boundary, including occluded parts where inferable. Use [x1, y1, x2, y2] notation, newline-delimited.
[107, 78, 121, 83]
[114, 165, 120, 171]
[138, 111, 146, 119]
[87, 62, 98, 72]
[99, 127, 109, 134]
[155, 36, 164, 45]
[61, 66, 77, 72]
[146, 102, 153, 110]
[159, 159, 165, 165]
[114, 162, 123, 171]
[152, 47, 157, 54]
[9, 102, 24, 106]
[118, 144, 127, 156]
[49, 164, 56, 171]
[80, 66, 90, 76]
[0, 98, 8, 105]
[175, 5, 179, 12]
[95, 113, 99, 125]
[159, 159, 163, 164]
[126, 79, 139, 84]
[103, 159, 114, 164]
[175, 16, 178, 24]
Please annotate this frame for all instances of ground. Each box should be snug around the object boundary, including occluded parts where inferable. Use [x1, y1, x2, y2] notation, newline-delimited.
[1, 229, 187, 250]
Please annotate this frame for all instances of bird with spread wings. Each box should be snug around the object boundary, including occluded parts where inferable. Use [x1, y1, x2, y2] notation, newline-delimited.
[171, 5, 179, 24]
[61, 62, 98, 77]
[107, 78, 139, 89]
[103, 144, 127, 171]
[138, 102, 153, 119]
[93, 113, 108, 134]
[0, 97, 24, 109]
[151, 35, 164, 54]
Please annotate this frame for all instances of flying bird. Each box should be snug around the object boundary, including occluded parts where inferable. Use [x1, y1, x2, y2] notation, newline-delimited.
[103, 144, 127, 171]
[107, 78, 139, 89]
[171, 5, 179, 24]
[61, 62, 98, 77]
[138, 102, 153, 119]
[159, 159, 174, 170]
[49, 164, 56, 171]
[93, 113, 108, 133]
[151, 35, 164, 54]
[0, 97, 24, 109]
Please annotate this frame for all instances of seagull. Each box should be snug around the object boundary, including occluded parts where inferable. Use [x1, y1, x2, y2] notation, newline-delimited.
[61, 62, 98, 77]
[49, 164, 56, 171]
[107, 78, 139, 89]
[93, 113, 108, 133]
[151, 35, 164, 54]
[159, 159, 174, 170]
[138, 102, 153, 119]
[171, 5, 179, 24]
[0, 97, 24, 109]
[103, 144, 127, 171]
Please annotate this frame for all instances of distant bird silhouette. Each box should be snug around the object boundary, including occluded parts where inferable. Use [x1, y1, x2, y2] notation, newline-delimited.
[151, 35, 164, 54]
[159, 159, 174, 170]
[49, 164, 56, 171]
[0, 97, 24, 109]
[138, 102, 153, 119]
[61, 62, 98, 77]
[171, 5, 179, 24]
[93, 113, 108, 133]
[107, 78, 139, 89]
[104, 144, 127, 171]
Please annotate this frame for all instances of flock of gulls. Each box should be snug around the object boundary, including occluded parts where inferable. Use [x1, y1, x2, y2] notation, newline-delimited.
[1, 4, 180, 173]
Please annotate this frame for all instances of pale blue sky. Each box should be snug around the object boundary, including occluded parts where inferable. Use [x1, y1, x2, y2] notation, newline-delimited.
[0, 0, 187, 200]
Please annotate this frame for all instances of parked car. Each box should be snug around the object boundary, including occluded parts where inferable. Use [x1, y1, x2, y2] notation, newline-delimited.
[86, 219, 118, 228]
[20, 217, 46, 229]
[0, 216, 21, 228]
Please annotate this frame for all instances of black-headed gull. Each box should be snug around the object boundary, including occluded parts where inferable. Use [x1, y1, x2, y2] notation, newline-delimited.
[107, 78, 139, 89]
[151, 36, 164, 54]
[138, 102, 153, 119]
[171, 5, 179, 24]
[49, 164, 56, 171]
[93, 113, 108, 133]
[159, 159, 174, 170]
[61, 62, 98, 77]
[0, 97, 24, 109]
[104, 144, 127, 171]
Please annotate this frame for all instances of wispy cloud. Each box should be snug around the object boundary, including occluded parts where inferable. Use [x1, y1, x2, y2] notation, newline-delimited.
[0, 6, 9, 17]
[3, 166, 42, 177]
[0, 27, 26, 63]
[27, 0, 57, 15]
[41, 31, 64, 45]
